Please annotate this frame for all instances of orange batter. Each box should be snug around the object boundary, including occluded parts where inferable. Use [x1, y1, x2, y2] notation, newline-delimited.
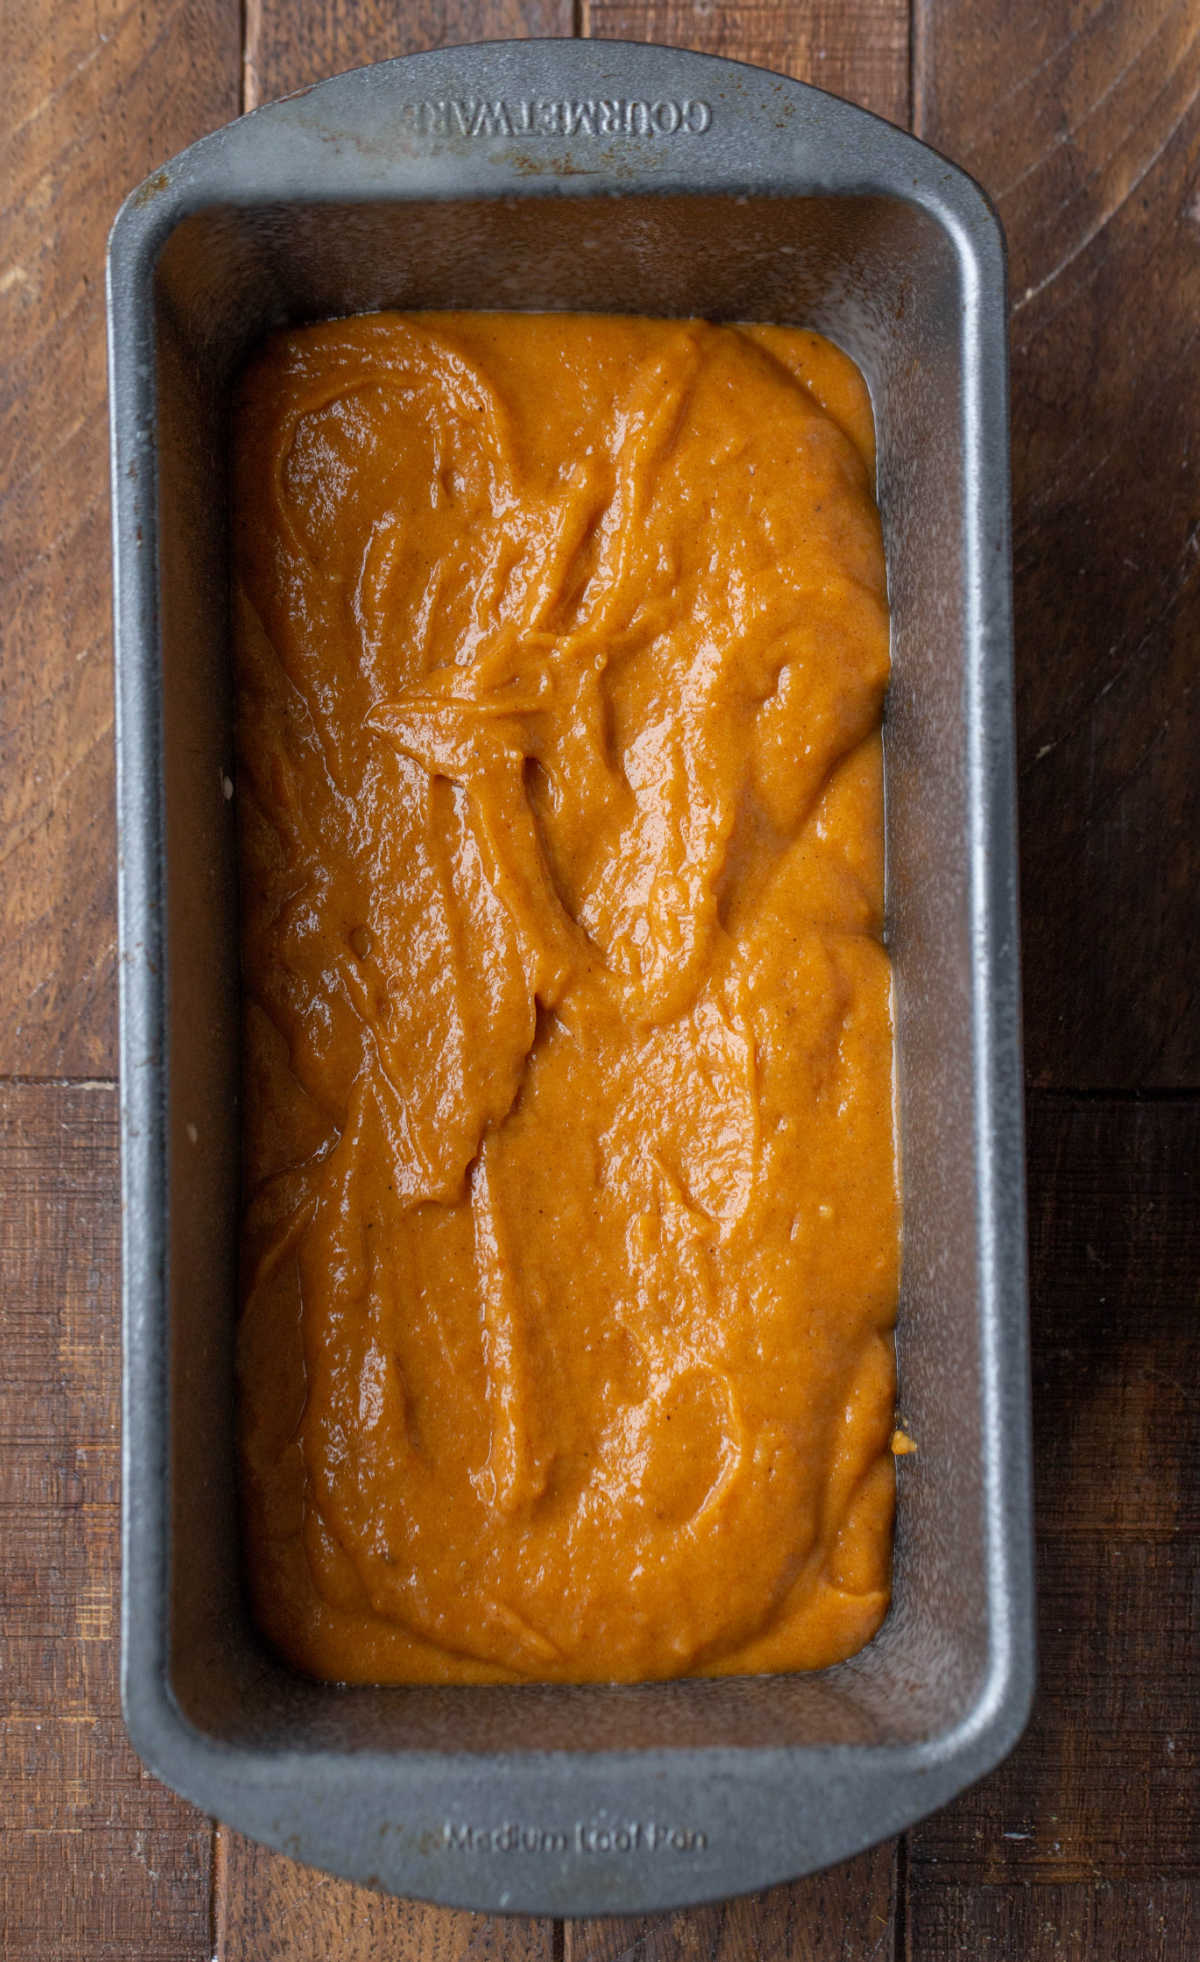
[233, 311, 899, 1685]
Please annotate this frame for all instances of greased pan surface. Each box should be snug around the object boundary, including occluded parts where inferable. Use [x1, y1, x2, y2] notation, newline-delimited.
[109, 39, 1033, 1914]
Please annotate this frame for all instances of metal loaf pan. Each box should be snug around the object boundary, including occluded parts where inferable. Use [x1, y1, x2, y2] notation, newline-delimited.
[108, 39, 1033, 1915]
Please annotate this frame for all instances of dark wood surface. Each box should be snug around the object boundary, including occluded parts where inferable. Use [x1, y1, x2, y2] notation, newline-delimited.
[2, 0, 1196, 1955]
[1, 1085, 211, 1959]
[916, 0, 1200, 1093]
[0, 0, 240, 1077]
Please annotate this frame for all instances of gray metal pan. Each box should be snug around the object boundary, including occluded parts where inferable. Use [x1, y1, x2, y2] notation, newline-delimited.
[108, 38, 1033, 1916]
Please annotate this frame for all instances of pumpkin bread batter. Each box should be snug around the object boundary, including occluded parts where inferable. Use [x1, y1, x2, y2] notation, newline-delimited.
[234, 311, 899, 1684]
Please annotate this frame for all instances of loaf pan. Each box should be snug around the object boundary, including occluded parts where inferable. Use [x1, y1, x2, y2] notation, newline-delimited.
[108, 38, 1033, 1915]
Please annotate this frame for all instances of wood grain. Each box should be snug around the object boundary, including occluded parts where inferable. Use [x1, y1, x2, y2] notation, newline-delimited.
[216, 1830, 555, 1962]
[0, 0, 241, 1077]
[907, 1881, 1200, 1962]
[584, 0, 908, 125]
[907, 1097, 1200, 1942]
[0, 1083, 212, 1961]
[243, 0, 573, 111]
[915, 0, 1200, 1089]
[1025, 1097, 1199, 1543]
[563, 1843, 897, 1961]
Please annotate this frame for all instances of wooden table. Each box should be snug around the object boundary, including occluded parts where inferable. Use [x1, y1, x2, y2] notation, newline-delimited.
[3, 0, 1196, 1954]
